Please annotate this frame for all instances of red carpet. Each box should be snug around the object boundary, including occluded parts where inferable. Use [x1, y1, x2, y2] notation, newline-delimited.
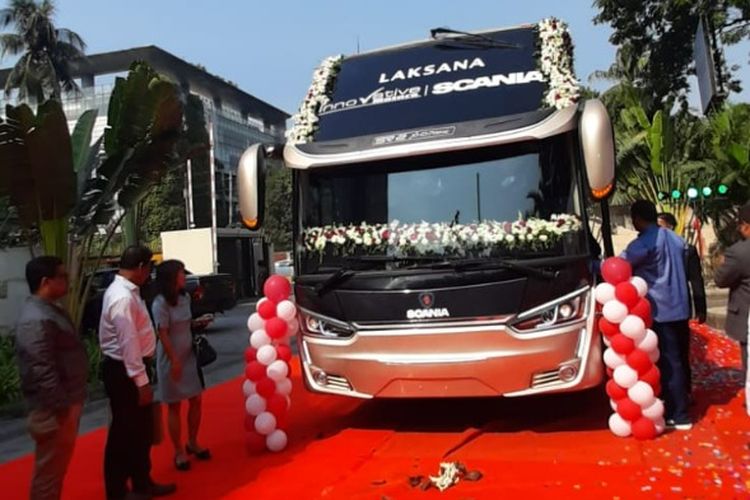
[2, 322, 750, 499]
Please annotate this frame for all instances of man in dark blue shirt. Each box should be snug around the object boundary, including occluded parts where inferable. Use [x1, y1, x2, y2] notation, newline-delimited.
[621, 200, 692, 430]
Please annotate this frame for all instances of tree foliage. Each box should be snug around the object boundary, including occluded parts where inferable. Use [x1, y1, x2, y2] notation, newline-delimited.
[593, 0, 748, 110]
[0, 0, 86, 101]
[264, 162, 292, 251]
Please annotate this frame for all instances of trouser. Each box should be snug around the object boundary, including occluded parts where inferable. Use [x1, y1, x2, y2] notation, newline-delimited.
[27, 403, 83, 500]
[676, 327, 692, 395]
[102, 357, 153, 499]
[652, 320, 691, 423]
[741, 340, 748, 376]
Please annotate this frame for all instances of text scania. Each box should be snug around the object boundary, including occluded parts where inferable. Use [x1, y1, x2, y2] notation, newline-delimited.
[378, 58, 486, 83]
[431, 70, 544, 95]
[406, 308, 451, 320]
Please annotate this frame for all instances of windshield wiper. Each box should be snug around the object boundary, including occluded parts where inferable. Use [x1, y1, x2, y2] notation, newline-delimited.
[430, 27, 520, 50]
[314, 255, 449, 296]
[427, 257, 559, 280]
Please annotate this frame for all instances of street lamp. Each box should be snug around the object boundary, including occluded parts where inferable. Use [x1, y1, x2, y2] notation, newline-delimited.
[687, 187, 698, 199]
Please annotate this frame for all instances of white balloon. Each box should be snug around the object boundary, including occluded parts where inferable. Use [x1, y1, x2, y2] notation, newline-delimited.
[602, 300, 629, 324]
[242, 379, 256, 397]
[609, 399, 618, 412]
[608, 412, 632, 437]
[247, 313, 265, 333]
[250, 329, 272, 349]
[620, 315, 647, 342]
[613, 364, 639, 389]
[637, 329, 659, 353]
[654, 416, 666, 435]
[267, 359, 289, 381]
[603, 336, 611, 347]
[630, 276, 648, 298]
[641, 398, 665, 420]
[285, 395, 292, 410]
[648, 348, 660, 363]
[276, 300, 297, 321]
[286, 318, 300, 336]
[594, 282, 616, 305]
[628, 381, 656, 407]
[257, 344, 278, 366]
[266, 429, 288, 452]
[276, 377, 292, 396]
[245, 394, 266, 416]
[254, 411, 277, 435]
[603, 348, 626, 369]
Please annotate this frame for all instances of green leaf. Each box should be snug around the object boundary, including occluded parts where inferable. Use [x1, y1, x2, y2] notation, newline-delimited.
[71, 109, 98, 174]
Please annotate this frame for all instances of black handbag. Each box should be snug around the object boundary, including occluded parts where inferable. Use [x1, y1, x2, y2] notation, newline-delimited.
[193, 334, 217, 367]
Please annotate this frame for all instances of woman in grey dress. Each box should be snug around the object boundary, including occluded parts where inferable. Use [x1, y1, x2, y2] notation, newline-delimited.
[153, 260, 212, 471]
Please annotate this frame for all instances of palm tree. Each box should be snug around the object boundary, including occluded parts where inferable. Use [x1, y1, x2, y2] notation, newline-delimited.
[0, 0, 85, 102]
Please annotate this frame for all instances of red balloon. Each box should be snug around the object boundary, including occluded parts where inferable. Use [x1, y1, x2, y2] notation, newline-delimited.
[617, 398, 643, 421]
[640, 365, 661, 389]
[245, 361, 266, 382]
[606, 367, 614, 378]
[276, 412, 289, 430]
[246, 430, 266, 453]
[266, 393, 288, 418]
[258, 300, 277, 320]
[606, 379, 629, 400]
[256, 377, 277, 399]
[264, 275, 292, 304]
[276, 344, 292, 362]
[626, 349, 653, 375]
[610, 334, 636, 356]
[653, 382, 661, 397]
[631, 417, 657, 440]
[244, 347, 258, 363]
[599, 317, 620, 339]
[631, 298, 653, 328]
[266, 317, 288, 340]
[615, 282, 640, 309]
[601, 257, 632, 285]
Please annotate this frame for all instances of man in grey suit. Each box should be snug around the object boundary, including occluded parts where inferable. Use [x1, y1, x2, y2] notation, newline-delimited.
[714, 202, 750, 373]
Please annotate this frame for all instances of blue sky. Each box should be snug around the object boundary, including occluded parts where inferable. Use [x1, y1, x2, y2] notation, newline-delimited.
[16, 1, 750, 114]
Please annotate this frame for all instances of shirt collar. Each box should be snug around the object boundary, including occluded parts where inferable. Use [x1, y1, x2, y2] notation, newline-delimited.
[114, 274, 139, 292]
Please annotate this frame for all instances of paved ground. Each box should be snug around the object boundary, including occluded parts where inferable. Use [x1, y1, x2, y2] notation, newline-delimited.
[0, 301, 257, 463]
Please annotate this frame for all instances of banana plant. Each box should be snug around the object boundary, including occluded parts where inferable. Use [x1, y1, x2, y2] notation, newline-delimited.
[614, 102, 710, 239]
[0, 61, 186, 329]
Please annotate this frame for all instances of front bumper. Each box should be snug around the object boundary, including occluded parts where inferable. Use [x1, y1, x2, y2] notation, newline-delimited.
[298, 308, 603, 399]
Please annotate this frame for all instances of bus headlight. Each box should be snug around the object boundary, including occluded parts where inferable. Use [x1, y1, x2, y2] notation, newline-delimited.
[299, 309, 353, 339]
[510, 288, 589, 332]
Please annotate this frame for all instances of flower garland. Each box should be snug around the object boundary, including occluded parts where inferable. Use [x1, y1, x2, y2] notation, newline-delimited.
[286, 55, 344, 144]
[302, 214, 582, 258]
[537, 17, 580, 110]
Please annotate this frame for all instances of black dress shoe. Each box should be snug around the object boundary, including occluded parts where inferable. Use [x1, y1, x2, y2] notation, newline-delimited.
[149, 482, 177, 497]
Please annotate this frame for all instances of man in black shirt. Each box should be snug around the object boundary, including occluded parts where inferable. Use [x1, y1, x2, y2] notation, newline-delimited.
[657, 213, 707, 397]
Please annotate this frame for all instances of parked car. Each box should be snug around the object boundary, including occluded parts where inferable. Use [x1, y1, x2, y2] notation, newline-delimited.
[80, 267, 237, 335]
[274, 259, 294, 280]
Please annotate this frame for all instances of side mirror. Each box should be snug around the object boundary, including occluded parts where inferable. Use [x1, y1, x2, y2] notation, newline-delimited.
[579, 99, 615, 200]
[237, 144, 267, 229]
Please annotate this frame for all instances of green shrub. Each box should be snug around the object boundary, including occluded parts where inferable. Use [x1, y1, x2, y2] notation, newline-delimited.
[82, 334, 102, 387]
[0, 336, 21, 405]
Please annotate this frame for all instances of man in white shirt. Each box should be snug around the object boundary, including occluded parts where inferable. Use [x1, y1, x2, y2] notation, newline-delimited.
[99, 246, 175, 499]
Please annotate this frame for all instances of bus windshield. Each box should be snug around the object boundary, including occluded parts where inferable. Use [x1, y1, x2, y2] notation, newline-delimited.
[297, 132, 588, 273]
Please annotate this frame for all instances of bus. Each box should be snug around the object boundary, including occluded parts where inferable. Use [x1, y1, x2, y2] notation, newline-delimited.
[238, 19, 615, 399]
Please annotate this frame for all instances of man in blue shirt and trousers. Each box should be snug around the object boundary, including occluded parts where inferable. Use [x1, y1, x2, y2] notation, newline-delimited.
[621, 200, 692, 430]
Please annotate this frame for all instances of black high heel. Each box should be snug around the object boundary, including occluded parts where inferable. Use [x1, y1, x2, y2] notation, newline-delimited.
[174, 454, 191, 471]
[186, 443, 211, 460]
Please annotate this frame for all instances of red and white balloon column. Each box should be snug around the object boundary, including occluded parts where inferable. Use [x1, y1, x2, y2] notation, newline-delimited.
[243, 276, 298, 453]
[595, 257, 665, 440]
